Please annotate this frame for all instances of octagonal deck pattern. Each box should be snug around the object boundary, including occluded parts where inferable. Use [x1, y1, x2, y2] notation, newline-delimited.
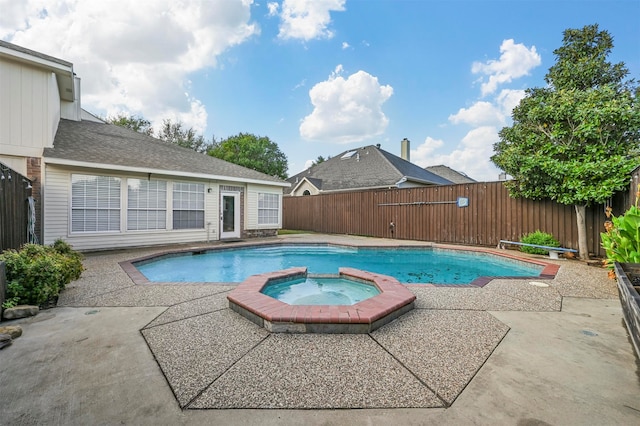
[227, 267, 416, 333]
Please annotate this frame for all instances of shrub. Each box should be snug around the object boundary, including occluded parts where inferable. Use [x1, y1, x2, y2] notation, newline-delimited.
[601, 195, 640, 276]
[519, 230, 561, 255]
[0, 240, 84, 308]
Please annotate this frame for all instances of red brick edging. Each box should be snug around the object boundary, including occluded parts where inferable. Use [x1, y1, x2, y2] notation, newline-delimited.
[227, 267, 416, 333]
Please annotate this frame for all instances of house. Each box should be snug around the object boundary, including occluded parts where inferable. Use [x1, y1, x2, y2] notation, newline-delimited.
[286, 142, 452, 196]
[0, 40, 289, 251]
[424, 165, 476, 184]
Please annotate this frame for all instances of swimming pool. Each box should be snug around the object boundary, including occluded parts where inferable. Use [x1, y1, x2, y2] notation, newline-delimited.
[133, 244, 544, 285]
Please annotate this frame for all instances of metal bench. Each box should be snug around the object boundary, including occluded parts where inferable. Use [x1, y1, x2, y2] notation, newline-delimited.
[498, 240, 578, 259]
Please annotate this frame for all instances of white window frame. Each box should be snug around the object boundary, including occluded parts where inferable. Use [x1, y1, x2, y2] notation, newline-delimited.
[71, 174, 121, 233]
[172, 182, 205, 229]
[127, 179, 167, 231]
[258, 192, 280, 225]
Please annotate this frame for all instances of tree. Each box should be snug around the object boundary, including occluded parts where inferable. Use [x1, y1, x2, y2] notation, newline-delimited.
[106, 113, 154, 136]
[157, 119, 213, 153]
[491, 24, 640, 260]
[313, 155, 328, 165]
[208, 133, 288, 179]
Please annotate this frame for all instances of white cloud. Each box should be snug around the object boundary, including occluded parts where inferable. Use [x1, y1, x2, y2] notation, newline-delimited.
[342, 41, 350, 49]
[299, 65, 393, 143]
[448, 101, 505, 127]
[276, 0, 346, 41]
[292, 79, 307, 90]
[416, 40, 537, 182]
[413, 127, 502, 182]
[267, 2, 279, 16]
[472, 39, 541, 96]
[0, 0, 34, 36]
[410, 137, 445, 164]
[496, 89, 526, 118]
[1, 0, 258, 133]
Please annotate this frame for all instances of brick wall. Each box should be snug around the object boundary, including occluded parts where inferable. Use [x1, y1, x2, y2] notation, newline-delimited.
[243, 229, 278, 239]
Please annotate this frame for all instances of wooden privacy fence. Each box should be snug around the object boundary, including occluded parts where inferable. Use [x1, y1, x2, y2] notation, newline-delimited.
[283, 181, 618, 257]
[0, 163, 32, 251]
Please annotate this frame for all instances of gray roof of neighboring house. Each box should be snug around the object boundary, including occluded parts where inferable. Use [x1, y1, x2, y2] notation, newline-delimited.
[424, 165, 476, 184]
[44, 119, 288, 186]
[286, 145, 452, 193]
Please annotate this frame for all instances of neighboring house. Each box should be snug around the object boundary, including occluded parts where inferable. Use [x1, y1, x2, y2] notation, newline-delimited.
[424, 165, 476, 184]
[286, 144, 452, 196]
[0, 40, 289, 251]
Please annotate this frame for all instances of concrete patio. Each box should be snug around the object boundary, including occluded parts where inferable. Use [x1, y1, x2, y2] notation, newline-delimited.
[1, 234, 639, 425]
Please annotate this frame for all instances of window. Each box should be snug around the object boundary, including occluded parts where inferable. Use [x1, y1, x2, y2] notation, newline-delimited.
[71, 174, 121, 232]
[172, 182, 204, 229]
[258, 193, 279, 225]
[341, 150, 357, 159]
[127, 179, 167, 230]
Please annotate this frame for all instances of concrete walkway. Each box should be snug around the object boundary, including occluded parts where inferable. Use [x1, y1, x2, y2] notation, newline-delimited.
[1, 235, 639, 425]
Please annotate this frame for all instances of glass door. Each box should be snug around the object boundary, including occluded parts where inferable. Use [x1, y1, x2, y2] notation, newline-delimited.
[220, 191, 240, 239]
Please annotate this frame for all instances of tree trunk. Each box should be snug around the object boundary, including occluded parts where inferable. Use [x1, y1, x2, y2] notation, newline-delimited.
[575, 204, 589, 260]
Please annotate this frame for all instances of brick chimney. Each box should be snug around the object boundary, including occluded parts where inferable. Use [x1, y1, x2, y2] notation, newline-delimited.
[401, 138, 410, 162]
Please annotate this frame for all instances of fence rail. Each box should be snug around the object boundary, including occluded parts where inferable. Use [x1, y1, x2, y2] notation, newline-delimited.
[282, 180, 632, 258]
[0, 162, 32, 252]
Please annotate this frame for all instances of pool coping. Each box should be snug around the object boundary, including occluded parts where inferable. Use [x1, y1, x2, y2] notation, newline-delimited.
[118, 241, 560, 287]
[227, 267, 417, 333]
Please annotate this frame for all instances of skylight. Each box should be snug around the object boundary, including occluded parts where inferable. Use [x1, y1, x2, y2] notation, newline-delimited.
[341, 150, 357, 159]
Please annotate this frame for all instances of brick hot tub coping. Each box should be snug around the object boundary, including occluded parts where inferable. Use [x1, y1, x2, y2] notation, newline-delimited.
[227, 267, 416, 334]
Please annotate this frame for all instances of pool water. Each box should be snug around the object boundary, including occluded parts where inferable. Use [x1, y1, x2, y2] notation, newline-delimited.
[261, 276, 380, 305]
[135, 244, 543, 284]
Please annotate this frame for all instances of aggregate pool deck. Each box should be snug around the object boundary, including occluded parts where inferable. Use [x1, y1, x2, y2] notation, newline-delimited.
[57, 234, 619, 410]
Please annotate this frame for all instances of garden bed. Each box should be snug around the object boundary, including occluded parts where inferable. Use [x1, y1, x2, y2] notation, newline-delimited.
[614, 262, 640, 358]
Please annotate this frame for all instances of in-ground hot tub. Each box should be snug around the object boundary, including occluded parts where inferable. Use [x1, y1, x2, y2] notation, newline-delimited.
[227, 267, 416, 333]
[260, 274, 381, 305]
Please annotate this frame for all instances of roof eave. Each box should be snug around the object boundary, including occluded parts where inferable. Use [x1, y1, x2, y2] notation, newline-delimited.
[395, 176, 448, 186]
[320, 184, 400, 193]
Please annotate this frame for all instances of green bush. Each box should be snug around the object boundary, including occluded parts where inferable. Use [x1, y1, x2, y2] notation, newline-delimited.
[0, 240, 84, 308]
[601, 198, 640, 274]
[519, 230, 561, 255]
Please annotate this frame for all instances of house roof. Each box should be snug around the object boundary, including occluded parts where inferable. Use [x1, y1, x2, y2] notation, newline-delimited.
[424, 165, 476, 184]
[286, 145, 452, 193]
[44, 119, 289, 187]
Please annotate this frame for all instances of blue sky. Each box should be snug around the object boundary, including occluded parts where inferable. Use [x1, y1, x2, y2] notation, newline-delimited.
[2, 0, 638, 181]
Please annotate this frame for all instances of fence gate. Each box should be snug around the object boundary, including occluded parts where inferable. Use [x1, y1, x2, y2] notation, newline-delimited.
[0, 162, 34, 251]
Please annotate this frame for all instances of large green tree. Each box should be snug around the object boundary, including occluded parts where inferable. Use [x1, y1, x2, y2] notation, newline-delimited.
[106, 113, 154, 136]
[492, 24, 640, 260]
[157, 119, 213, 153]
[108, 115, 213, 153]
[208, 133, 288, 179]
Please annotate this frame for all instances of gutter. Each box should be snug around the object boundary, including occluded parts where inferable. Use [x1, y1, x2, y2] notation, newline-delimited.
[395, 176, 447, 186]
